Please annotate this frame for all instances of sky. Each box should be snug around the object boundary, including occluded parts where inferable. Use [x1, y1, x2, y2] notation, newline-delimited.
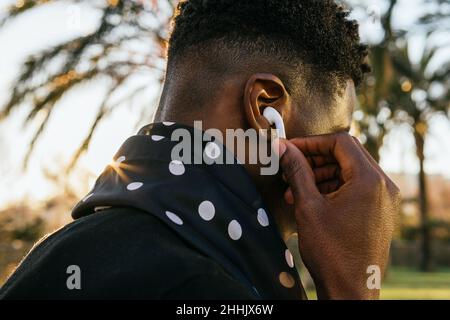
[0, 0, 449, 208]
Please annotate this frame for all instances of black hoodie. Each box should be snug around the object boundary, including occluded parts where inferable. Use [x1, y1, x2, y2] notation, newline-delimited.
[0, 123, 306, 300]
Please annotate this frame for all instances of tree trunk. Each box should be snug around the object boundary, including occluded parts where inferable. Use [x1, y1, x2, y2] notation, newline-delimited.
[414, 130, 432, 271]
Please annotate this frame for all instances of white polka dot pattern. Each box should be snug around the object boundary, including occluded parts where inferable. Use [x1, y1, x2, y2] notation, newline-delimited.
[257, 208, 269, 227]
[285, 249, 294, 268]
[169, 160, 185, 176]
[165, 211, 183, 225]
[73, 122, 302, 298]
[228, 220, 242, 240]
[198, 200, 215, 221]
[151, 135, 165, 141]
[204, 142, 221, 160]
[127, 182, 143, 191]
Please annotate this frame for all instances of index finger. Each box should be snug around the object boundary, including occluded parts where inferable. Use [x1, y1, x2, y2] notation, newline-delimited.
[290, 132, 369, 182]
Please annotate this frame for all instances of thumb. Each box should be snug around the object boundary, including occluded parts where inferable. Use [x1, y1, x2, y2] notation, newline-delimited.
[278, 139, 321, 205]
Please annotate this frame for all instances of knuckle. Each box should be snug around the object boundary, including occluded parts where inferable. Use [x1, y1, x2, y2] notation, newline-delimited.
[389, 182, 402, 205]
[363, 170, 384, 187]
[363, 171, 394, 199]
[390, 182, 401, 197]
[377, 173, 388, 188]
[283, 158, 302, 180]
[382, 175, 401, 198]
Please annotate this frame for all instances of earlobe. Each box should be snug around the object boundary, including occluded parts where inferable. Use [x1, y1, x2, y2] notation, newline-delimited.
[243, 73, 289, 132]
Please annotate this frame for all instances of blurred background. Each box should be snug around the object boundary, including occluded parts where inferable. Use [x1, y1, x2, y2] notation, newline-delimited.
[0, 0, 449, 299]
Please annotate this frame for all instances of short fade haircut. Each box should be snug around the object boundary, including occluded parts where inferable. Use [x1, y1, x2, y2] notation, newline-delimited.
[167, 0, 370, 98]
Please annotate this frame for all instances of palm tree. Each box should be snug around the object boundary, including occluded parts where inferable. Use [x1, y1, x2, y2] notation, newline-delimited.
[352, 0, 398, 162]
[355, 0, 450, 270]
[388, 43, 450, 271]
[0, 0, 175, 171]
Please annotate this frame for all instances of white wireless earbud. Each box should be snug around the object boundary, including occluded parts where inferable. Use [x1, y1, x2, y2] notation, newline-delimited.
[263, 107, 286, 139]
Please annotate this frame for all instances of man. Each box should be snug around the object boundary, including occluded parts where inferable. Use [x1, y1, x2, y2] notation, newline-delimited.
[0, 0, 399, 300]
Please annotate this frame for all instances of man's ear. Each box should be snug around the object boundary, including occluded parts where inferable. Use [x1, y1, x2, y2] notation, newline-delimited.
[243, 73, 290, 132]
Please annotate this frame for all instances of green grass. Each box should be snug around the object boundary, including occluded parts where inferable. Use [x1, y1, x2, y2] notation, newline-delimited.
[381, 267, 450, 300]
[306, 267, 450, 300]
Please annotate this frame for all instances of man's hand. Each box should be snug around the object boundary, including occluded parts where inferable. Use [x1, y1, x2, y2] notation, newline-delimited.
[278, 132, 400, 300]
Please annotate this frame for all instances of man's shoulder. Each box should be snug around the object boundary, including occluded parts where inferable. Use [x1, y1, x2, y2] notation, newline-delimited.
[27, 207, 204, 270]
[1, 207, 250, 299]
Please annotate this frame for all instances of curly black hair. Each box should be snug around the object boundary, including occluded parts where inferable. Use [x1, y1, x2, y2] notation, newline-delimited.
[167, 0, 370, 97]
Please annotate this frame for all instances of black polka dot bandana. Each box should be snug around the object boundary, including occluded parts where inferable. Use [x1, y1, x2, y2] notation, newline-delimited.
[72, 123, 306, 299]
